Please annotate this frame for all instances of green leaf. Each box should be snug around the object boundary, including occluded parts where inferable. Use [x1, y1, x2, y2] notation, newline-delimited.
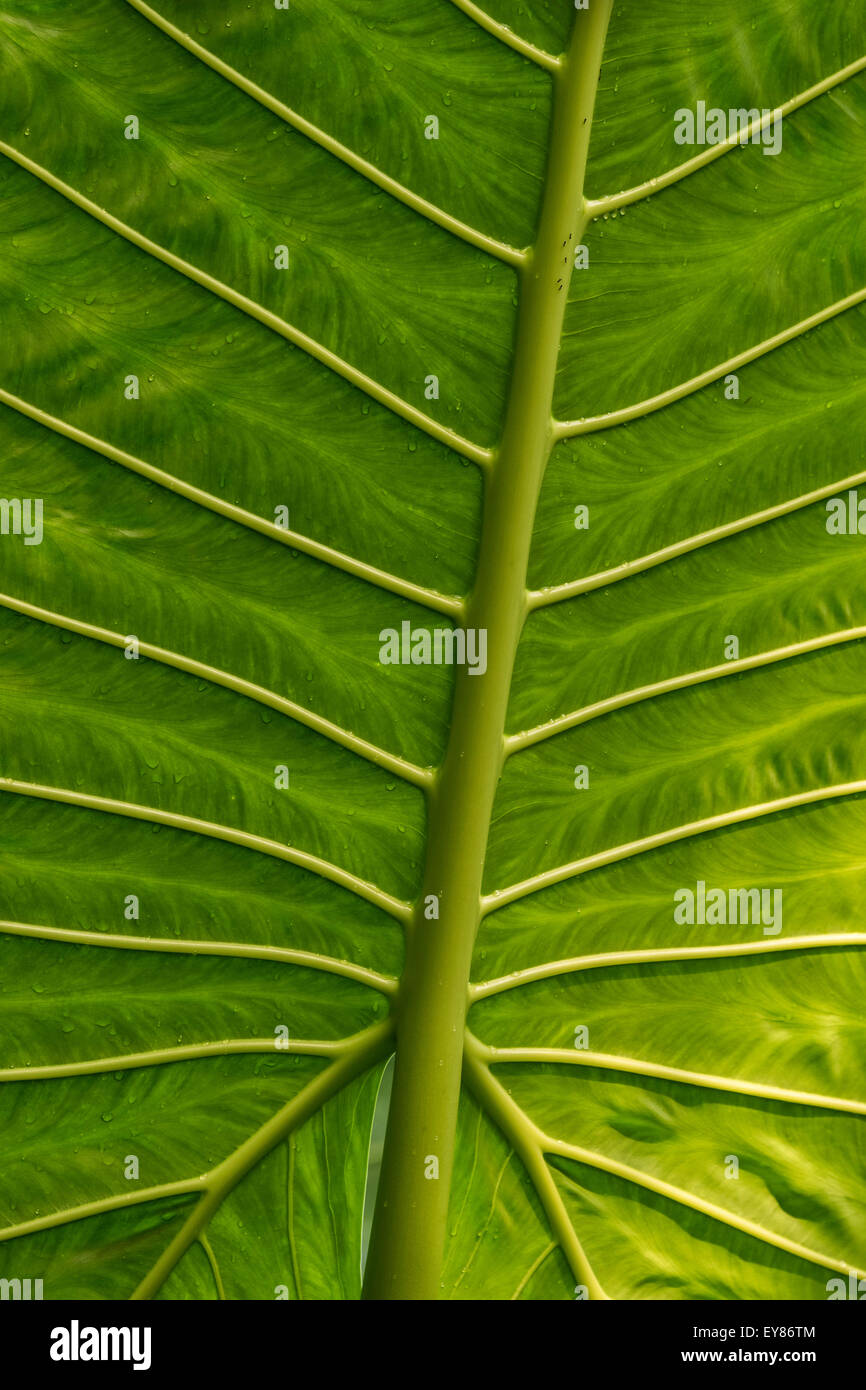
[1, 0, 864, 1302]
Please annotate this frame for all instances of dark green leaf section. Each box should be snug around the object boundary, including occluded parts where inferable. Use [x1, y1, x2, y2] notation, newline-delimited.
[0, 609, 426, 898]
[477, 0, 572, 55]
[2, 0, 498, 1299]
[587, 0, 866, 196]
[173, 1062, 388, 1301]
[0, 400, 455, 772]
[559, 77, 866, 420]
[0, 1195, 199, 1301]
[150, 0, 553, 250]
[0, 934, 385, 1067]
[0, 797, 403, 976]
[1, 0, 516, 444]
[155, 1236, 217, 1300]
[531, 313, 866, 591]
[0, 167, 481, 599]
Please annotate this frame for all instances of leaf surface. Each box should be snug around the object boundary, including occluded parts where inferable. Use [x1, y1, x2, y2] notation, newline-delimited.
[0, 0, 864, 1300]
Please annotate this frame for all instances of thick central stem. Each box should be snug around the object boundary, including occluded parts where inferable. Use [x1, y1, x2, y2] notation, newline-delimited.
[362, 3, 613, 1300]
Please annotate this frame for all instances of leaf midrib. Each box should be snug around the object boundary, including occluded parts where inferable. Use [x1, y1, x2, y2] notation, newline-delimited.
[361, 2, 615, 1300]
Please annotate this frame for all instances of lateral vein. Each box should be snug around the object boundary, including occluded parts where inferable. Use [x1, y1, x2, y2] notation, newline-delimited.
[478, 1043, 866, 1116]
[464, 1044, 608, 1298]
[448, 0, 561, 72]
[0, 1038, 352, 1082]
[529, 464, 866, 608]
[0, 1023, 392, 1258]
[198, 1232, 226, 1301]
[0, 779, 413, 924]
[0, 919, 396, 994]
[124, 0, 525, 267]
[131, 1020, 393, 1299]
[472, 934, 866, 998]
[554, 287, 866, 439]
[0, 1178, 206, 1244]
[0, 141, 492, 468]
[0, 587, 432, 789]
[510, 1241, 557, 1300]
[482, 782, 866, 912]
[588, 55, 866, 215]
[0, 385, 464, 622]
[505, 627, 866, 753]
[451, 1150, 513, 1290]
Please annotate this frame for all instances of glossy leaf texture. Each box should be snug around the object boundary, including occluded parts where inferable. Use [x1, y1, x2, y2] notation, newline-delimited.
[0, 0, 864, 1301]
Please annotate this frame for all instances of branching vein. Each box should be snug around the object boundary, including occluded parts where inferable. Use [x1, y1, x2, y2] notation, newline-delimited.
[467, 1043, 866, 1284]
[0, 919, 396, 993]
[588, 55, 866, 216]
[529, 465, 866, 608]
[482, 782, 866, 913]
[0, 1038, 353, 1082]
[505, 627, 866, 755]
[545, 1135, 866, 1280]
[124, 0, 526, 267]
[472, 934, 866, 999]
[0, 779, 412, 924]
[131, 1020, 392, 1298]
[0, 386, 464, 622]
[464, 1041, 607, 1298]
[0, 1021, 392, 1297]
[475, 1041, 866, 1117]
[0, 587, 433, 789]
[0, 142, 492, 468]
[447, 0, 561, 72]
[510, 1241, 556, 1300]
[198, 1232, 226, 1300]
[0, 1178, 206, 1245]
[555, 287, 866, 440]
